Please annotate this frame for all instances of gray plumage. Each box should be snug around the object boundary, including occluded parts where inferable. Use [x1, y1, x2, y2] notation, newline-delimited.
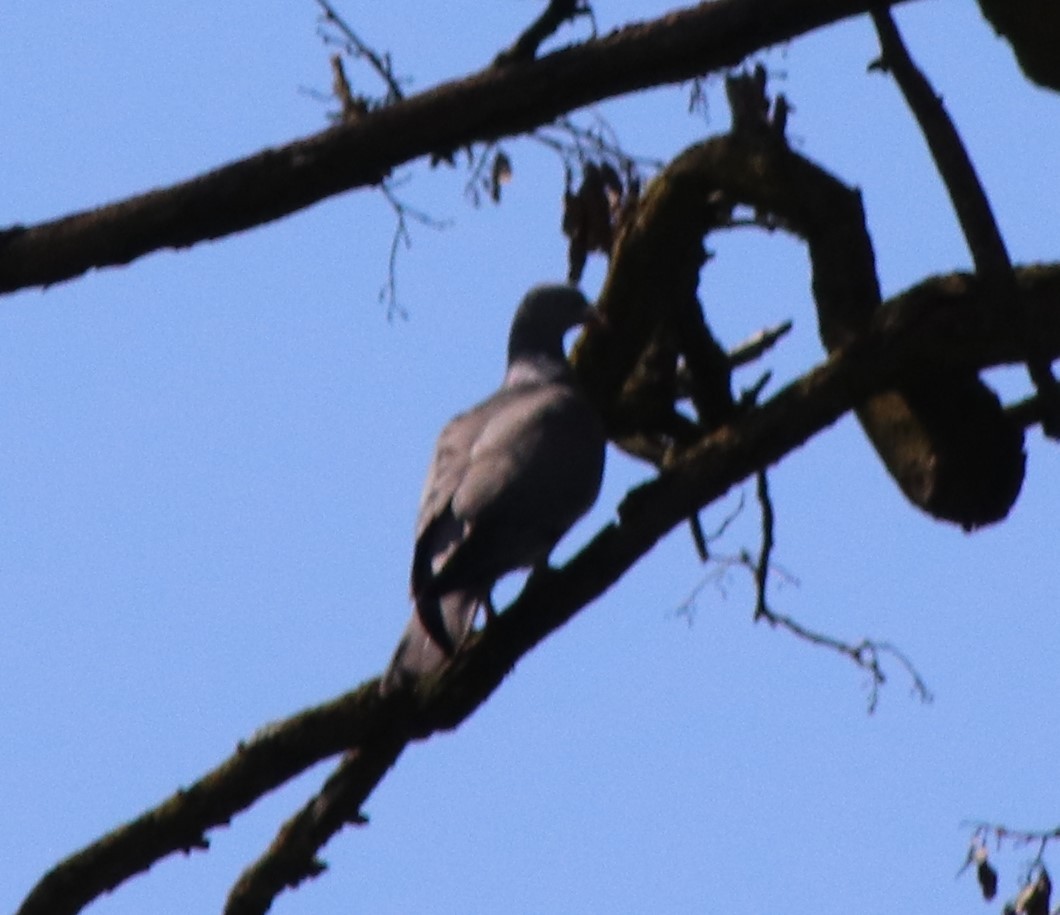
[381, 284, 606, 694]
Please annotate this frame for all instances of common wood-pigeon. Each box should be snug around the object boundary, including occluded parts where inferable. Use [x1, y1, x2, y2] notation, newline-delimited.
[381, 285, 606, 693]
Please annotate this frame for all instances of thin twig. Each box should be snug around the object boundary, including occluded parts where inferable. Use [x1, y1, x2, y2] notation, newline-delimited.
[757, 609, 933, 713]
[746, 468, 932, 713]
[684, 492, 747, 566]
[536, 115, 664, 174]
[968, 821, 1060, 849]
[675, 320, 791, 401]
[752, 470, 774, 620]
[463, 143, 497, 205]
[378, 183, 451, 320]
[316, 0, 404, 103]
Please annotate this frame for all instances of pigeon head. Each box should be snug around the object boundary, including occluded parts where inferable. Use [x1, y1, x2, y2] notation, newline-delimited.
[506, 285, 596, 375]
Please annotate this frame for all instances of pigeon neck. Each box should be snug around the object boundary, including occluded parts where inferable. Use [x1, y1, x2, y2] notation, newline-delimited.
[503, 353, 572, 387]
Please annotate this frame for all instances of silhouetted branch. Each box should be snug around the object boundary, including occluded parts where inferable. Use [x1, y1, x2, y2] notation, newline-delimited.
[968, 821, 1060, 850]
[752, 470, 775, 620]
[871, 8, 1060, 437]
[494, 0, 594, 66]
[225, 737, 407, 915]
[685, 492, 747, 568]
[755, 603, 933, 714]
[15, 680, 388, 915]
[0, 0, 917, 296]
[1006, 392, 1052, 430]
[577, 102, 1025, 529]
[377, 182, 450, 320]
[18, 259, 1060, 915]
[870, 11, 1010, 284]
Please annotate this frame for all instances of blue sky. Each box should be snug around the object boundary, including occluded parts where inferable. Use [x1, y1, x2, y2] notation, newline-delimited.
[2, 2, 1058, 913]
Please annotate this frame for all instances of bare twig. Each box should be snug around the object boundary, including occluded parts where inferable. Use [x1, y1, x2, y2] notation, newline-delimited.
[675, 321, 791, 403]
[316, 0, 404, 104]
[752, 469, 775, 620]
[688, 76, 714, 120]
[676, 493, 748, 619]
[737, 369, 773, 409]
[871, 8, 1060, 438]
[378, 182, 450, 320]
[757, 608, 933, 713]
[744, 469, 932, 713]
[678, 517, 929, 717]
[688, 513, 710, 561]
[535, 114, 663, 175]
[968, 821, 1060, 850]
[686, 492, 747, 569]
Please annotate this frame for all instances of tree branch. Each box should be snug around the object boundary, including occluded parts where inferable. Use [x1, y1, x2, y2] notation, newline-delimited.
[494, 0, 593, 66]
[215, 264, 1060, 914]
[15, 680, 390, 915]
[225, 737, 407, 915]
[0, 0, 917, 296]
[576, 110, 1024, 530]
[17, 261, 1060, 915]
[870, 7, 1060, 437]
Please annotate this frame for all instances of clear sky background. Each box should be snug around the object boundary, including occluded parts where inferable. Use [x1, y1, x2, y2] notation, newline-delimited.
[2, 2, 1058, 913]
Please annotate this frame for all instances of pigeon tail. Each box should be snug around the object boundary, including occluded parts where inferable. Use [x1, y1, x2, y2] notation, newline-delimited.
[380, 590, 479, 694]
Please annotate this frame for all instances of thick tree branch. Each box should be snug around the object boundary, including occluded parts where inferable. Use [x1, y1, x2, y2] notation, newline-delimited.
[18, 262, 1060, 915]
[222, 264, 1060, 914]
[0, 0, 916, 296]
[576, 110, 1024, 530]
[871, 8, 1060, 437]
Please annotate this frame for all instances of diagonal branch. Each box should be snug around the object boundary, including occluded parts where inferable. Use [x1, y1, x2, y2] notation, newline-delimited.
[871, 10, 1012, 281]
[0, 0, 918, 296]
[15, 680, 391, 915]
[17, 262, 1060, 915]
[229, 264, 1060, 914]
[225, 738, 407, 915]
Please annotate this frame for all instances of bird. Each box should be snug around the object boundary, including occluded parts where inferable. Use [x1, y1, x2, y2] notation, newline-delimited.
[380, 284, 607, 694]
